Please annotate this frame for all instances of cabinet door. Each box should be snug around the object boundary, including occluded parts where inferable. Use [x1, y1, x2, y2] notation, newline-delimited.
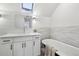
[13, 42, 24, 56]
[33, 39, 40, 56]
[0, 43, 12, 56]
[25, 40, 33, 56]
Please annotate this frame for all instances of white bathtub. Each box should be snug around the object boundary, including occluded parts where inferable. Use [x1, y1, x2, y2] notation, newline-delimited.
[42, 39, 79, 56]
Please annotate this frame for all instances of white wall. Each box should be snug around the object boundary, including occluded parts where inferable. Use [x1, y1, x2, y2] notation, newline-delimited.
[0, 13, 25, 35]
[0, 3, 34, 35]
[51, 3, 79, 48]
[9, 14, 25, 34]
[51, 3, 79, 27]
[32, 17, 51, 39]
[0, 3, 51, 39]
[33, 3, 59, 17]
[0, 14, 15, 34]
[0, 3, 25, 35]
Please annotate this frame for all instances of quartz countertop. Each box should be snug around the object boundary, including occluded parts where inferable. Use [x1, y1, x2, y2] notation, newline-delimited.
[0, 33, 41, 38]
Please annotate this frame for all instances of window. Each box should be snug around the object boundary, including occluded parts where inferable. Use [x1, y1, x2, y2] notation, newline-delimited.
[22, 3, 33, 11]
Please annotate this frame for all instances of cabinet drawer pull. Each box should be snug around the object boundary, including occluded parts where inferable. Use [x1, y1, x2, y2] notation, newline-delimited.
[3, 40, 10, 42]
[35, 37, 39, 39]
[22, 43, 24, 48]
[33, 41, 35, 46]
[10, 44, 12, 50]
[22, 43, 26, 48]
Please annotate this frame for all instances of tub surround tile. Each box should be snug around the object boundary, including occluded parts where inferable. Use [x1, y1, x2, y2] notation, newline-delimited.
[51, 26, 79, 48]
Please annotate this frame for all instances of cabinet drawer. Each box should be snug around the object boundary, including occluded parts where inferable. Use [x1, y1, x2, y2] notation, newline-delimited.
[33, 36, 40, 40]
[25, 37, 33, 41]
[0, 38, 12, 44]
[13, 36, 33, 42]
[13, 37, 26, 42]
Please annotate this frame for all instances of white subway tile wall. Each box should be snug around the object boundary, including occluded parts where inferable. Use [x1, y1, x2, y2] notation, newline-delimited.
[51, 26, 79, 48]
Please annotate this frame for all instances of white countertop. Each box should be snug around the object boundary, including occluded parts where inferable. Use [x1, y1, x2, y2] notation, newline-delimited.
[0, 33, 41, 38]
[42, 39, 79, 56]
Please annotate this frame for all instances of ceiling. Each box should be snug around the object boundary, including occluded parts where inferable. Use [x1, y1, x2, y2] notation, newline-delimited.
[0, 3, 21, 15]
[33, 3, 59, 17]
[0, 3, 20, 11]
[0, 3, 59, 17]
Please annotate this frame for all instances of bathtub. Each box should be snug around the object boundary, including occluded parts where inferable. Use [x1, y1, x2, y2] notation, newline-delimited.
[42, 39, 79, 56]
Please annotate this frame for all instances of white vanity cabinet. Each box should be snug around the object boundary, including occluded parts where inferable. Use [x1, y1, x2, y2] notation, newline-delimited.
[13, 41, 34, 56]
[13, 36, 40, 56]
[13, 37, 34, 56]
[13, 36, 34, 56]
[0, 38, 13, 56]
[25, 40, 33, 56]
[0, 43, 12, 56]
[13, 42, 24, 56]
[33, 36, 40, 56]
[0, 34, 40, 56]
